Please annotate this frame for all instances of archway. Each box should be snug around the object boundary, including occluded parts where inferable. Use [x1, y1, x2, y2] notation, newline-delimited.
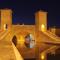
[12, 36, 17, 46]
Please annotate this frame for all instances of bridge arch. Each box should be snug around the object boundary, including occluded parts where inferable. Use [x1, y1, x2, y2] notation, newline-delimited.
[12, 35, 17, 46]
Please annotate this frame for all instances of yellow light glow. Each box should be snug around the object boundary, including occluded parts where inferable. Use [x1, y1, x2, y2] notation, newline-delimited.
[4, 24, 6, 30]
[19, 36, 25, 46]
[41, 54, 45, 60]
[41, 24, 45, 31]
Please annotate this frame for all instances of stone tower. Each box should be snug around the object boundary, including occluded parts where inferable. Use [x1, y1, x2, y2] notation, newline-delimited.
[0, 9, 12, 30]
[35, 10, 47, 32]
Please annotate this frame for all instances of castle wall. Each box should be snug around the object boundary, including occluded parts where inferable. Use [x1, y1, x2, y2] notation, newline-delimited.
[11, 25, 36, 58]
[35, 10, 47, 32]
[12, 25, 36, 44]
[1, 9, 12, 30]
[12, 25, 35, 35]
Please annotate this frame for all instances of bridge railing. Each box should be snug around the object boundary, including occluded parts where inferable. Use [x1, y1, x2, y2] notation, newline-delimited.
[37, 31, 60, 45]
[12, 43, 24, 60]
[43, 30, 60, 42]
[0, 30, 9, 40]
[0, 30, 6, 36]
[47, 30, 60, 39]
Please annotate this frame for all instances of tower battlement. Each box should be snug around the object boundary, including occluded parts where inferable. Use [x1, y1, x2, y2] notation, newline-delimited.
[0, 9, 12, 30]
[35, 10, 47, 31]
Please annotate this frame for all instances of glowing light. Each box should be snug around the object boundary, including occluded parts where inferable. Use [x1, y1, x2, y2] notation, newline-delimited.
[41, 24, 45, 31]
[41, 54, 45, 60]
[4, 24, 6, 30]
[19, 35, 25, 46]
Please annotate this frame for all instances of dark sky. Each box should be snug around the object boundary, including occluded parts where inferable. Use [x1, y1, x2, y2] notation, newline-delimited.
[0, 0, 60, 27]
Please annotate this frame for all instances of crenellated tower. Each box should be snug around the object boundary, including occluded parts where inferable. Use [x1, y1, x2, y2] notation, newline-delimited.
[35, 10, 47, 32]
[0, 9, 12, 30]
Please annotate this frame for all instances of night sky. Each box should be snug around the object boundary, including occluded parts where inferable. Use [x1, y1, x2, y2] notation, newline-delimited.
[0, 0, 60, 27]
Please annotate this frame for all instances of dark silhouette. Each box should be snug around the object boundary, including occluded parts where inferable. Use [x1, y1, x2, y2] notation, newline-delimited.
[47, 48, 60, 60]
[12, 36, 17, 46]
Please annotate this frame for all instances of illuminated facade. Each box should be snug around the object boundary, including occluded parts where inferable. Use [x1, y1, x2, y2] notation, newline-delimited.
[1, 9, 12, 30]
[35, 10, 47, 31]
[0, 9, 60, 60]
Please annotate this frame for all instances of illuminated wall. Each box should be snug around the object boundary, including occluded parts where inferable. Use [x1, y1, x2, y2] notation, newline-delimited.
[0, 11, 1, 29]
[35, 10, 47, 31]
[1, 9, 12, 30]
[12, 25, 36, 58]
